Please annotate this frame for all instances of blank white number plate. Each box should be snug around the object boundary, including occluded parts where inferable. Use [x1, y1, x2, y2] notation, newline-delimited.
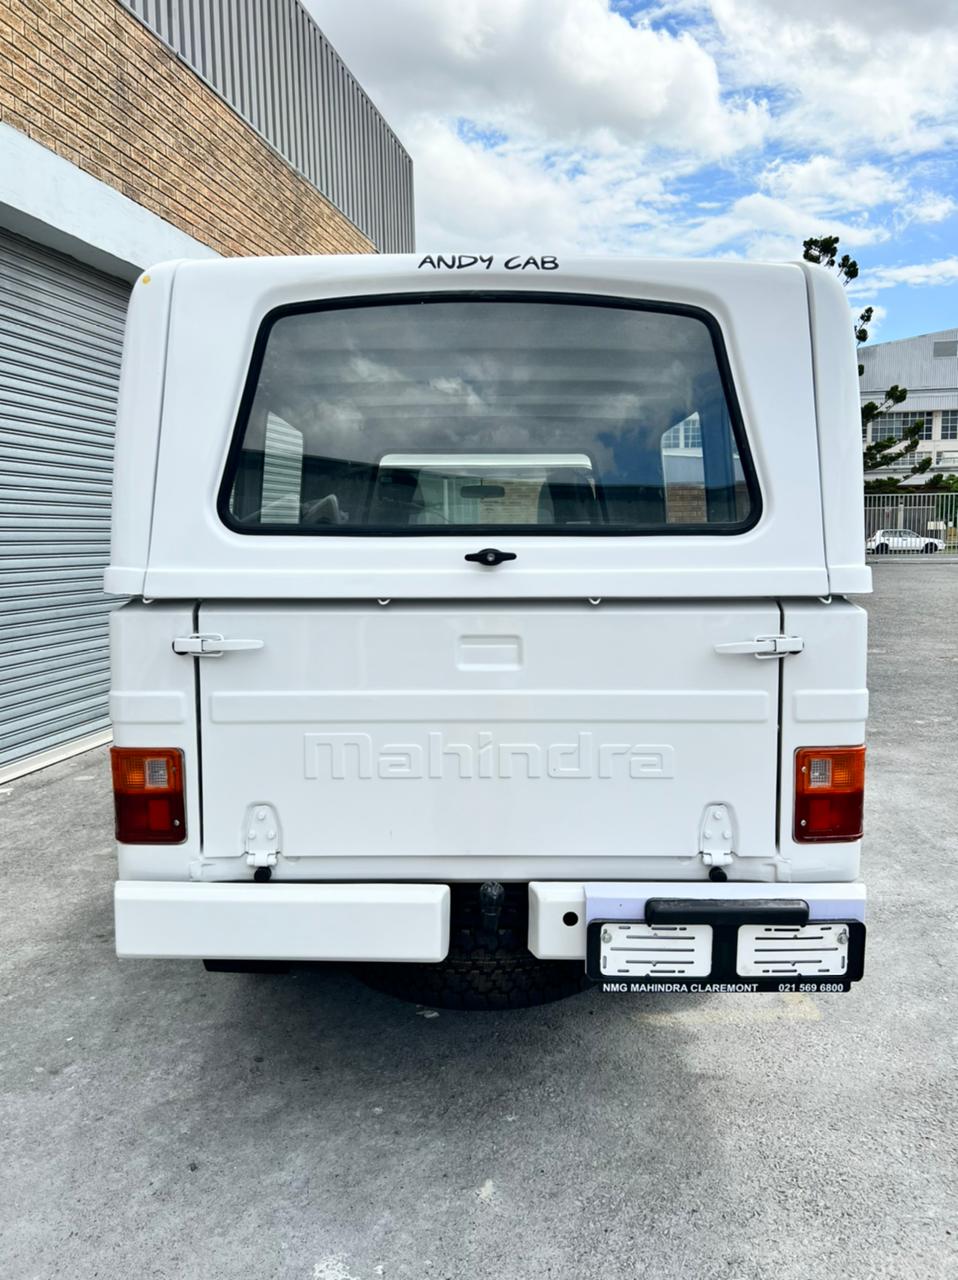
[737, 923, 850, 977]
[599, 923, 713, 977]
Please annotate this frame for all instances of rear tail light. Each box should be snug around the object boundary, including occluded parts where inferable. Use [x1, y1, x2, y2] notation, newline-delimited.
[111, 748, 186, 844]
[794, 746, 865, 843]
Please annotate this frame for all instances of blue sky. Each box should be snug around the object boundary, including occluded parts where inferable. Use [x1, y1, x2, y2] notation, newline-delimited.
[311, 0, 958, 344]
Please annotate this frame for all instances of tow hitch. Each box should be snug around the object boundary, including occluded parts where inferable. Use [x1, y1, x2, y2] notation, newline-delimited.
[479, 880, 505, 946]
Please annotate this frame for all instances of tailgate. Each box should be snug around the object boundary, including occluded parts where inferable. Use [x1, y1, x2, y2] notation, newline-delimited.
[194, 601, 782, 878]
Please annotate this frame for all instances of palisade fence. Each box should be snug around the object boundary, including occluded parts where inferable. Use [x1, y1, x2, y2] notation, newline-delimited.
[864, 492, 958, 556]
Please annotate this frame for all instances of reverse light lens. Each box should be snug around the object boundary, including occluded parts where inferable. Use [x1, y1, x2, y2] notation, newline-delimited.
[794, 746, 865, 843]
[111, 748, 186, 844]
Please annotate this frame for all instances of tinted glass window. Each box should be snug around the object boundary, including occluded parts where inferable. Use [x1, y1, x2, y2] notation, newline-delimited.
[222, 298, 758, 534]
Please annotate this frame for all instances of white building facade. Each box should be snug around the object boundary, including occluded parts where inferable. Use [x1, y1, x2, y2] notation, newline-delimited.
[859, 329, 958, 479]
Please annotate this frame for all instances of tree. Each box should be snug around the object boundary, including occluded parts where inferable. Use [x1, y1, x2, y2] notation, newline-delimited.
[802, 235, 931, 486]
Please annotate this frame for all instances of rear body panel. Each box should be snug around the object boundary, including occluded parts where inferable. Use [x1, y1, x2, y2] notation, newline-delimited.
[111, 597, 865, 885]
[779, 599, 867, 879]
[195, 602, 778, 877]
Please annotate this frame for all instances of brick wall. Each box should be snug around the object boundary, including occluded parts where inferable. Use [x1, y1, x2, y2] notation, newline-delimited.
[664, 484, 708, 524]
[665, 483, 751, 524]
[0, 0, 374, 257]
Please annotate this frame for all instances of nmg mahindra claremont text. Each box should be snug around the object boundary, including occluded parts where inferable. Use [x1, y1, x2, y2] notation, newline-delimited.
[107, 255, 868, 1007]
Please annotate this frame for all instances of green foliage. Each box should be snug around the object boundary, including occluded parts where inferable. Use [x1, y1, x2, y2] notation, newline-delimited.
[916, 472, 958, 492]
[802, 235, 859, 283]
[802, 235, 928, 480]
[863, 468, 958, 494]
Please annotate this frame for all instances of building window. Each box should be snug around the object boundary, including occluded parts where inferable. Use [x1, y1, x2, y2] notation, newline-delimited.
[941, 410, 958, 440]
[873, 411, 932, 442]
[872, 413, 904, 441]
[661, 413, 702, 450]
[933, 340, 958, 357]
[891, 450, 918, 470]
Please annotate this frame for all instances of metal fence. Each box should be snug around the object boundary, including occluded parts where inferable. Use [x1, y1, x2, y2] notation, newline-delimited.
[864, 492, 958, 556]
[119, 0, 415, 253]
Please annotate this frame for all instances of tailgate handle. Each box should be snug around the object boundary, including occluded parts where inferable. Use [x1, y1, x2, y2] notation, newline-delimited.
[714, 635, 804, 659]
[465, 547, 517, 567]
[172, 633, 264, 657]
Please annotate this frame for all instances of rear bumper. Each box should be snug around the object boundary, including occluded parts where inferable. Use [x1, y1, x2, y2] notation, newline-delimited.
[114, 878, 865, 971]
[114, 881, 450, 961]
[528, 880, 866, 958]
[532, 880, 867, 992]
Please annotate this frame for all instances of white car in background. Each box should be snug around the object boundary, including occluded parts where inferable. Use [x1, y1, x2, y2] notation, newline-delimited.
[866, 528, 944, 555]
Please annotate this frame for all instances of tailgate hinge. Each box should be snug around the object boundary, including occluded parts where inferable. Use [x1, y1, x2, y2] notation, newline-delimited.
[172, 633, 264, 657]
[714, 635, 804, 660]
[699, 803, 736, 868]
[244, 803, 281, 870]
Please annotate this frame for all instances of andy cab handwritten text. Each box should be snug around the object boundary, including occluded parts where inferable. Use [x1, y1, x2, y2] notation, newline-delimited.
[417, 255, 559, 271]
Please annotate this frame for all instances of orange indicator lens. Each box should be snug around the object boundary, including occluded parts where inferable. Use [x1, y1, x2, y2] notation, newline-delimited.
[794, 746, 865, 843]
[110, 748, 186, 844]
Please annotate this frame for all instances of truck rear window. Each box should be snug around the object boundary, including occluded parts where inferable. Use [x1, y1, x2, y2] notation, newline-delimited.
[220, 296, 759, 535]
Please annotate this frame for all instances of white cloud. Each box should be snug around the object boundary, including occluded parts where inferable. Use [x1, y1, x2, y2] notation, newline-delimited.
[902, 192, 958, 224]
[759, 156, 905, 212]
[309, 0, 958, 274]
[656, 191, 889, 260]
[702, 0, 958, 154]
[312, 0, 767, 157]
[854, 258, 958, 291]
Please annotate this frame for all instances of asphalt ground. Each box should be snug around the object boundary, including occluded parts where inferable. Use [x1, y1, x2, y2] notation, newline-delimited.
[1, 561, 956, 1280]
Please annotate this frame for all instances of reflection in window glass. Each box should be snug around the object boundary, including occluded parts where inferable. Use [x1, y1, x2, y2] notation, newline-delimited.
[223, 299, 758, 534]
[257, 414, 303, 524]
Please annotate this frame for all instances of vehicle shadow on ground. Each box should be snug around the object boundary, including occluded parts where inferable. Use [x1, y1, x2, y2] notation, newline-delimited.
[7, 887, 845, 1280]
[185, 961, 723, 1174]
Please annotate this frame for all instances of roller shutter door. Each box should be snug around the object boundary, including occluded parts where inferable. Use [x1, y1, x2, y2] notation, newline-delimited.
[0, 228, 131, 771]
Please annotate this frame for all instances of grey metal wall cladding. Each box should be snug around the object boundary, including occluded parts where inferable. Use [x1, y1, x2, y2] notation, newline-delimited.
[860, 329, 958, 398]
[119, 0, 415, 253]
[0, 229, 131, 768]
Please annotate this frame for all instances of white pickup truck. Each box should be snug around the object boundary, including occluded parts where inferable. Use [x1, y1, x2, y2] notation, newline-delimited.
[107, 254, 868, 1008]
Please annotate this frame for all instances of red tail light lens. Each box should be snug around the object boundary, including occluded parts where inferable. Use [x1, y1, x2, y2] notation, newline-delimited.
[111, 748, 186, 844]
[794, 746, 865, 843]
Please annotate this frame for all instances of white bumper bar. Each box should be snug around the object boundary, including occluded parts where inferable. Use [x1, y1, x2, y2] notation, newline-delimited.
[115, 881, 450, 961]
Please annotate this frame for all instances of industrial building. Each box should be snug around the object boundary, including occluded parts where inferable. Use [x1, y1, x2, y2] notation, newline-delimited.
[0, 0, 413, 777]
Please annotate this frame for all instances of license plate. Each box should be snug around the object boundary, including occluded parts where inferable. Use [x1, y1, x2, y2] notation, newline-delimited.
[597, 922, 713, 978]
[736, 922, 850, 977]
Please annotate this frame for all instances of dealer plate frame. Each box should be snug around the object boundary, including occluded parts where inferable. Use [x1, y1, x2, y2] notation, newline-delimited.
[586, 918, 866, 993]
